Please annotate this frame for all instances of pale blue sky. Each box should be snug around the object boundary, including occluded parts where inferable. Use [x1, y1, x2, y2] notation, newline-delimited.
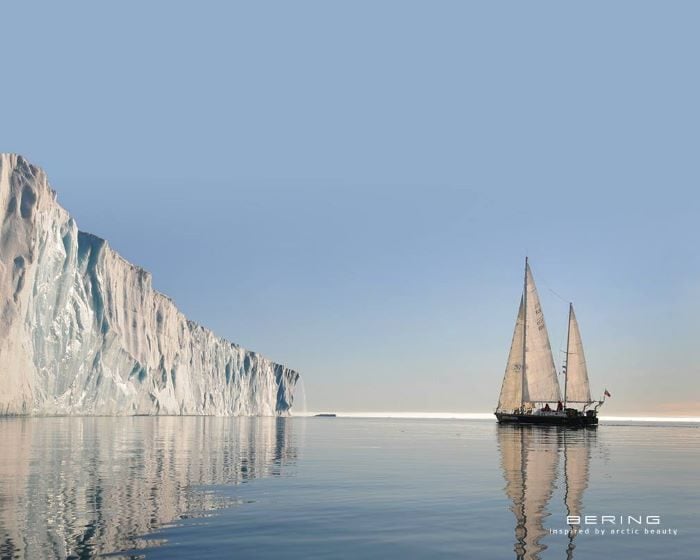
[2, 2, 698, 414]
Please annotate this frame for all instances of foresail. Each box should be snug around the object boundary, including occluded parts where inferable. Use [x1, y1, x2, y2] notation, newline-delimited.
[524, 264, 561, 403]
[497, 297, 524, 411]
[565, 306, 592, 402]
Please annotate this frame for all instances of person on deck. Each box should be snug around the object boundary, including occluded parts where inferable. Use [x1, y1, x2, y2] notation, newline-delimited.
[557, 401, 563, 411]
[543, 403, 551, 412]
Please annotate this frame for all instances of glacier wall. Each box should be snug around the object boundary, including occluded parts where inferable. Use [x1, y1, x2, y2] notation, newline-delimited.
[0, 154, 299, 415]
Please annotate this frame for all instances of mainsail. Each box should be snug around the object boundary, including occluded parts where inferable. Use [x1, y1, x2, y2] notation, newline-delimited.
[523, 263, 561, 404]
[564, 305, 592, 403]
[497, 261, 561, 412]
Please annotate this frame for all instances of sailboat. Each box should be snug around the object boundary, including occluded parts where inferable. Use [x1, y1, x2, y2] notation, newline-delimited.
[495, 258, 605, 426]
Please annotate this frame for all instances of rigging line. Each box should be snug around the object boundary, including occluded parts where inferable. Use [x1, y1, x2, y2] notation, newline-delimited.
[547, 286, 569, 304]
[534, 270, 570, 304]
[536, 276, 569, 372]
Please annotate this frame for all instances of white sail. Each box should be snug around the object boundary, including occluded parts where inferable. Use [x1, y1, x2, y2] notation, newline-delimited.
[497, 297, 525, 412]
[523, 264, 561, 403]
[565, 305, 592, 403]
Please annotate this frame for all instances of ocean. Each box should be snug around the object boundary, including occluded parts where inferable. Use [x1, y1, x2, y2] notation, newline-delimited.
[0, 416, 698, 559]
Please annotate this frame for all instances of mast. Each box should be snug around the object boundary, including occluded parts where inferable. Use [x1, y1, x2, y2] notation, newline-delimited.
[564, 302, 572, 408]
[521, 257, 528, 411]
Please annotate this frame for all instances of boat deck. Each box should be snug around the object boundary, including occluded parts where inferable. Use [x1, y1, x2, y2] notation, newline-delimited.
[495, 411, 598, 427]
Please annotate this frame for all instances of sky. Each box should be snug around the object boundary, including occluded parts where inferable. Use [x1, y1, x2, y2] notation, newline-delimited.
[2, 1, 698, 415]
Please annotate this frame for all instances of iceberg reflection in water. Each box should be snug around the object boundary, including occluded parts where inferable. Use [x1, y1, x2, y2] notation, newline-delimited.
[498, 426, 595, 560]
[1, 418, 697, 559]
[0, 417, 297, 559]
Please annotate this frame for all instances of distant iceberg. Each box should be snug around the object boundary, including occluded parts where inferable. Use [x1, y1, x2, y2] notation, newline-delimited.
[0, 154, 299, 415]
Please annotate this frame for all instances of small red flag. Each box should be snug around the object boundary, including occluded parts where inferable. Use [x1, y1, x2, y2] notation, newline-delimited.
[604, 389, 611, 398]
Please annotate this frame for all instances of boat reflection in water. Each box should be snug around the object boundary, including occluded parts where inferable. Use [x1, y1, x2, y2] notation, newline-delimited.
[0, 416, 297, 559]
[498, 425, 595, 560]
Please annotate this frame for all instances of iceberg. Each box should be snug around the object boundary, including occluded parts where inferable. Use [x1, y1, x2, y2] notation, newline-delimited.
[0, 154, 299, 415]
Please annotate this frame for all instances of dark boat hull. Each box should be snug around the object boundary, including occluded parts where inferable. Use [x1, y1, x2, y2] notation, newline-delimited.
[495, 411, 598, 427]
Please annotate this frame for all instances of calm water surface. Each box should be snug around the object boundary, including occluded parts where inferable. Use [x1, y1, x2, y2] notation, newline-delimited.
[0, 417, 697, 559]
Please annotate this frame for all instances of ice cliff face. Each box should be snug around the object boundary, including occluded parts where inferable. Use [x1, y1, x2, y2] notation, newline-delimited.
[0, 154, 299, 415]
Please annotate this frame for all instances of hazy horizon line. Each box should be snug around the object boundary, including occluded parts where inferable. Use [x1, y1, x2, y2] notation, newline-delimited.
[295, 411, 700, 422]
